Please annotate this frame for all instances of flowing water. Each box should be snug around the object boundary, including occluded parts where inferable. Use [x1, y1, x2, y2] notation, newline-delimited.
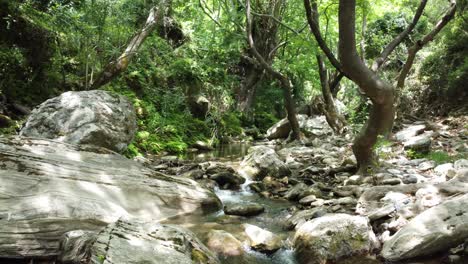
[166, 143, 300, 264]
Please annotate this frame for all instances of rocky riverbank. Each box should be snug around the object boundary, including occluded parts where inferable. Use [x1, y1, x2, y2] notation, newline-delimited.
[0, 90, 467, 264]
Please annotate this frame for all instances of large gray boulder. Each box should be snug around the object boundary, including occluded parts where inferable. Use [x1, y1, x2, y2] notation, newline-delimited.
[0, 137, 221, 258]
[293, 214, 378, 264]
[381, 194, 468, 261]
[266, 115, 332, 140]
[20, 90, 137, 152]
[60, 219, 219, 264]
[240, 146, 290, 180]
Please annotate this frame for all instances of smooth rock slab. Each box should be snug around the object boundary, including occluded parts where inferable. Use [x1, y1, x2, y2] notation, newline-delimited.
[86, 220, 220, 264]
[0, 137, 221, 258]
[382, 193, 468, 261]
[20, 90, 137, 152]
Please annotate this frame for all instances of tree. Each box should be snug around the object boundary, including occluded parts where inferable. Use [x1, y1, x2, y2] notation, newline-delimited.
[246, 0, 301, 140]
[91, 0, 183, 89]
[304, 0, 456, 173]
[309, 1, 346, 133]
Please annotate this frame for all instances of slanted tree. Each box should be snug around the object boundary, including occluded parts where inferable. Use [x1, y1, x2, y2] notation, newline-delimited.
[246, 0, 301, 140]
[91, 0, 183, 89]
[304, 0, 456, 173]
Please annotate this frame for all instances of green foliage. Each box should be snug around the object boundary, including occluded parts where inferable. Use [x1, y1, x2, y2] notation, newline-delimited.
[425, 151, 453, 165]
[406, 149, 425, 160]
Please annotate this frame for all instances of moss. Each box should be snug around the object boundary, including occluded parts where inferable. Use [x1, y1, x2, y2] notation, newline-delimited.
[191, 248, 209, 263]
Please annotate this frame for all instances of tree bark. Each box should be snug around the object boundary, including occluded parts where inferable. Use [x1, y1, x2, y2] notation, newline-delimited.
[91, 1, 172, 89]
[246, 0, 301, 140]
[339, 0, 395, 173]
[311, 2, 346, 133]
[236, 0, 282, 112]
[317, 55, 347, 133]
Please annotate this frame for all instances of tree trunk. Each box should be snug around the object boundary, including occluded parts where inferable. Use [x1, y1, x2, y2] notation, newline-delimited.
[317, 55, 346, 133]
[91, 0, 176, 89]
[311, 2, 346, 134]
[236, 64, 264, 112]
[246, 0, 301, 140]
[338, 0, 395, 173]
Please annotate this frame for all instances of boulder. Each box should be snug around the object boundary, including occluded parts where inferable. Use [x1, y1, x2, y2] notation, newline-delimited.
[189, 95, 210, 118]
[207, 230, 244, 257]
[403, 134, 432, 154]
[0, 137, 221, 258]
[394, 124, 426, 142]
[382, 194, 468, 261]
[240, 146, 290, 180]
[224, 203, 265, 217]
[293, 214, 378, 264]
[20, 90, 137, 152]
[266, 115, 332, 140]
[193, 140, 214, 151]
[283, 208, 327, 230]
[210, 171, 246, 190]
[60, 220, 219, 264]
[243, 224, 282, 253]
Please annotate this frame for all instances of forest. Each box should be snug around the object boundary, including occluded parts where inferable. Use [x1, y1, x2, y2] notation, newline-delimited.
[0, 0, 467, 263]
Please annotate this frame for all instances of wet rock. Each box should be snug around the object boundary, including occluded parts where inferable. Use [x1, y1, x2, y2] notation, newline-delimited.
[284, 183, 308, 201]
[240, 146, 290, 180]
[0, 137, 221, 258]
[193, 140, 214, 151]
[382, 193, 468, 261]
[210, 171, 245, 190]
[207, 230, 244, 257]
[243, 224, 282, 253]
[224, 203, 265, 217]
[188, 169, 205, 180]
[20, 90, 137, 152]
[62, 220, 219, 264]
[293, 214, 378, 264]
[403, 134, 432, 154]
[283, 208, 328, 230]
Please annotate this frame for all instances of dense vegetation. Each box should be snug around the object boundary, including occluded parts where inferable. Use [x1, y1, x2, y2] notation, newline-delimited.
[0, 0, 466, 157]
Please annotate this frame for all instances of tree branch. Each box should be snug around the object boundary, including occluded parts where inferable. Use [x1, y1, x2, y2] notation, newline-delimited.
[304, 0, 343, 73]
[372, 0, 428, 72]
[397, 0, 457, 88]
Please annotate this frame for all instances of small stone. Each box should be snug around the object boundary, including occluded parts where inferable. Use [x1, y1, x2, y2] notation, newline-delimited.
[344, 175, 363, 186]
[381, 178, 402, 185]
[224, 203, 265, 217]
[418, 160, 436, 171]
[402, 174, 418, 184]
[299, 195, 317, 205]
[243, 224, 282, 253]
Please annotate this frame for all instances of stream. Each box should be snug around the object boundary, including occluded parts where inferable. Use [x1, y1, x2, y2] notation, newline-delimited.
[164, 142, 299, 264]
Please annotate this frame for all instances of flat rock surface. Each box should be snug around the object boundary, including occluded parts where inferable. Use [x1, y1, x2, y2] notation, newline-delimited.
[0, 136, 221, 258]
